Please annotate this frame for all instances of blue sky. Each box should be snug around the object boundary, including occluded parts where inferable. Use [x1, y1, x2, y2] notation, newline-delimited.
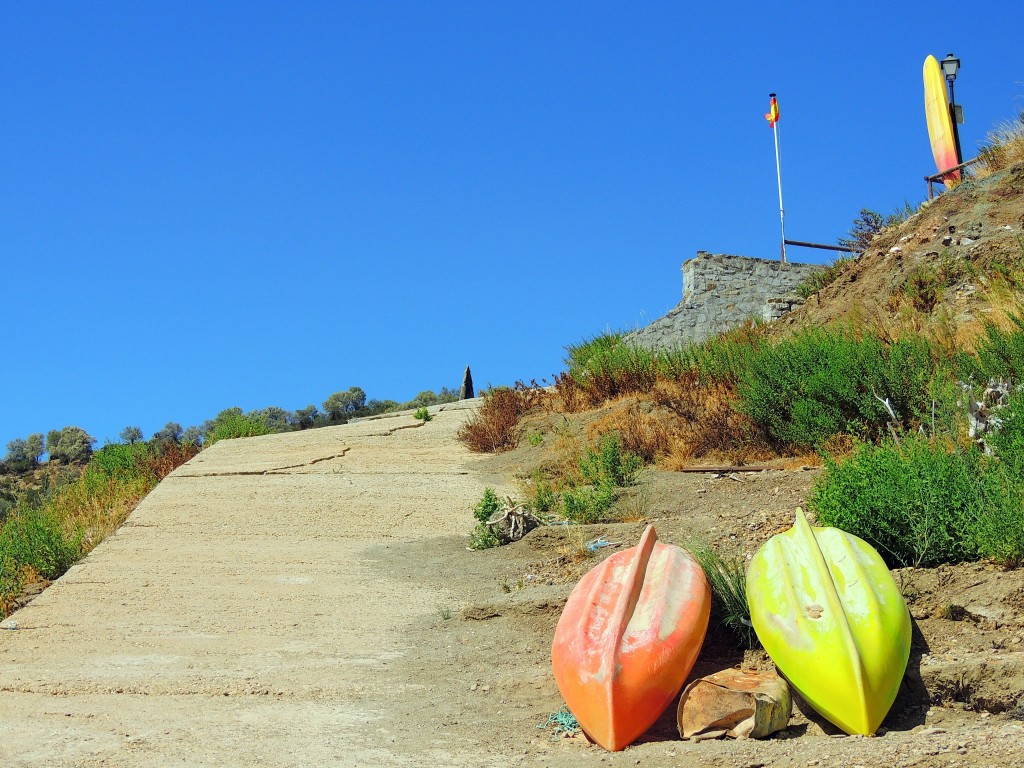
[3, 1, 1022, 450]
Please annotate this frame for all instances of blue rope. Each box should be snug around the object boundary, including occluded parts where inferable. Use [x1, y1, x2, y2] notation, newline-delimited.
[537, 705, 581, 739]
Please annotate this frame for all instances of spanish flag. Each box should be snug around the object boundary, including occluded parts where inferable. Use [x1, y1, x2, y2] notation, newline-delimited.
[765, 94, 779, 126]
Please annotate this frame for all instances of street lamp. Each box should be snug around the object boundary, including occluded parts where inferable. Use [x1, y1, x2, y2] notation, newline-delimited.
[941, 53, 963, 165]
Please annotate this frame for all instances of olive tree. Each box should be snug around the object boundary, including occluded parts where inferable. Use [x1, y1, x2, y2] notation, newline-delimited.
[323, 387, 367, 421]
[294, 405, 320, 429]
[153, 422, 184, 443]
[46, 426, 96, 464]
[120, 426, 143, 444]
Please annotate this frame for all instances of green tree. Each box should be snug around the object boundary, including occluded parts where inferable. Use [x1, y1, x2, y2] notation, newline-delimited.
[365, 399, 400, 415]
[252, 406, 292, 432]
[46, 426, 96, 463]
[837, 209, 885, 253]
[8, 434, 45, 470]
[406, 390, 438, 409]
[6, 439, 32, 471]
[181, 425, 205, 446]
[120, 426, 143, 444]
[294, 405, 320, 429]
[25, 433, 44, 464]
[323, 387, 367, 421]
[153, 422, 183, 443]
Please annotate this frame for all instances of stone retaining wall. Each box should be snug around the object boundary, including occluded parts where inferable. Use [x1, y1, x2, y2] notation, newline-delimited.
[626, 251, 825, 349]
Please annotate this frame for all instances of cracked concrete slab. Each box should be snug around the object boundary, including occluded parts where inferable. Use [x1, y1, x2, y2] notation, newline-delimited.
[0, 404, 508, 768]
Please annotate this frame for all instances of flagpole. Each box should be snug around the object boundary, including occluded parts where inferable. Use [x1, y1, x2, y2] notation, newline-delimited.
[770, 94, 787, 264]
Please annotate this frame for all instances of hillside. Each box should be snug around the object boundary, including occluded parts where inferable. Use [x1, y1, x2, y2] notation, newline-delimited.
[778, 161, 1024, 345]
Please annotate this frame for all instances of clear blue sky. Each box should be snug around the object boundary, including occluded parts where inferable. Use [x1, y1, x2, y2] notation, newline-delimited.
[3, 1, 1022, 450]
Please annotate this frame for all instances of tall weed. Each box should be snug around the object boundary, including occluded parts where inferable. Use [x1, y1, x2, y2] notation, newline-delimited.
[686, 541, 758, 649]
[0, 507, 79, 580]
[795, 256, 854, 299]
[974, 111, 1024, 179]
[1, 439, 196, 616]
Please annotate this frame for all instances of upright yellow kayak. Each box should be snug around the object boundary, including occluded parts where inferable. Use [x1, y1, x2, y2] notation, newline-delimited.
[923, 54, 960, 186]
[746, 509, 910, 735]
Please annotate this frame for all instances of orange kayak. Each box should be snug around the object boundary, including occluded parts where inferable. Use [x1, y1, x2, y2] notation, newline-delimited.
[551, 525, 711, 751]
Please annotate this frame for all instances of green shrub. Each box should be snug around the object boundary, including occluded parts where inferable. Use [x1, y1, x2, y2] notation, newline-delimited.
[468, 522, 501, 550]
[737, 329, 940, 450]
[579, 433, 642, 488]
[413, 407, 432, 422]
[989, 388, 1024, 478]
[975, 313, 1024, 382]
[0, 507, 80, 580]
[560, 483, 615, 524]
[527, 472, 558, 514]
[809, 437, 987, 567]
[204, 412, 270, 446]
[473, 488, 502, 524]
[973, 468, 1024, 566]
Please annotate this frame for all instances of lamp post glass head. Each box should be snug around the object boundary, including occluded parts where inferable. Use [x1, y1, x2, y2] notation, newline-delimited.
[941, 53, 960, 81]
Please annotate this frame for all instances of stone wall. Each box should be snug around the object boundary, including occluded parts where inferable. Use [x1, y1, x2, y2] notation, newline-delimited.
[626, 251, 825, 349]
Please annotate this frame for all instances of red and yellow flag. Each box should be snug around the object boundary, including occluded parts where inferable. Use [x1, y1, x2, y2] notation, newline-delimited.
[765, 94, 779, 126]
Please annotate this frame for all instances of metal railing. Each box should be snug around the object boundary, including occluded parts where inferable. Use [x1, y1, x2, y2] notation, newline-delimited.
[925, 156, 981, 199]
[784, 239, 858, 255]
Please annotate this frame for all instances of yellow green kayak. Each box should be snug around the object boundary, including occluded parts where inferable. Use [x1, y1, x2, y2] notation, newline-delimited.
[746, 509, 910, 735]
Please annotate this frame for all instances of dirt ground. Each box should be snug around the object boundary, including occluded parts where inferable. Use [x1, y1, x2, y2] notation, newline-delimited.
[2, 402, 1024, 767]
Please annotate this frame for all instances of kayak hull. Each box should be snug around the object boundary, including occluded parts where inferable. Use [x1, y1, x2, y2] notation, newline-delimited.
[747, 509, 911, 735]
[924, 54, 960, 186]
[552, 525, 710, 751]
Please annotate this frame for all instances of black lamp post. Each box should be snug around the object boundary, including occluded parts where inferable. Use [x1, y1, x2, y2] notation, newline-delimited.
[940, 53, 963, 166]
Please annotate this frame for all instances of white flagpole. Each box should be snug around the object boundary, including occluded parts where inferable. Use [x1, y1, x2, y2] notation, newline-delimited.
[771, 100, 787, 264]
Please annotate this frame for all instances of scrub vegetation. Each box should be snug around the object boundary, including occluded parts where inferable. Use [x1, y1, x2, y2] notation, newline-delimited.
[1, 439, 199, 615]
[460, 310, 1024, 567]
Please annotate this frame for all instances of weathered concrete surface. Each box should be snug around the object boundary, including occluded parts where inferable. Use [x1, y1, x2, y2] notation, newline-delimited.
[0, 402, 508, 768]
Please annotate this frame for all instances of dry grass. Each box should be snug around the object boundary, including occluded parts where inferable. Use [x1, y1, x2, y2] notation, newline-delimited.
[586, 402, 673, 463]
[577, 379, 778, 470]
[614, 486, 652, 523]
[974, 112, 1024, 179]
[650, 379, 776, 466]
[556, 525, 597, 565]
[458, 382, 548, 453]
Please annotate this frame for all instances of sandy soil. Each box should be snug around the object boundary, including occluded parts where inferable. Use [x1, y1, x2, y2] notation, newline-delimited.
[2, 401, 1024, 767]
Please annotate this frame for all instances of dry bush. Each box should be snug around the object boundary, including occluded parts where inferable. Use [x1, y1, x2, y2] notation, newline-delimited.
[458, 381, 547, 453]
[579, 380, 776, 469]
[650, 378, 775, 466]
[974, 112, 1024, 179]
[587, 404, 673, 463]
[149, 441, 201, 480]
[552, 372, 590, 413]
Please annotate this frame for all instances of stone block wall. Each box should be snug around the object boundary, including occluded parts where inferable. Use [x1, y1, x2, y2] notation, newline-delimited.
[626, 251, 825, 349]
